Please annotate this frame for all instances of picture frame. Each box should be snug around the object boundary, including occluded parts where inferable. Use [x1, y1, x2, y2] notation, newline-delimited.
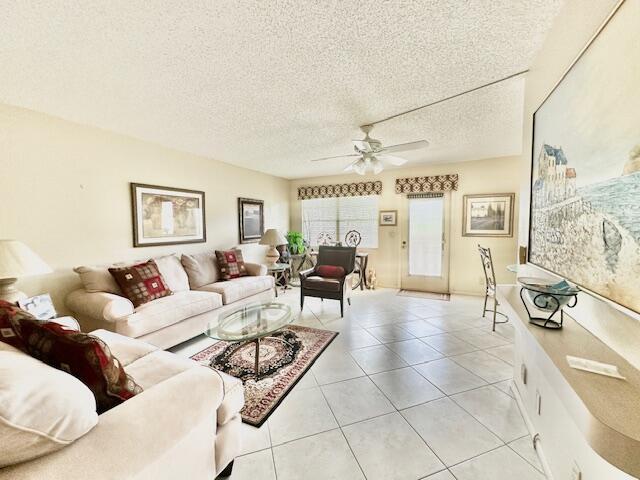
[379, 210, 397, 226]
[462, 193, 515, 237]
[131, 183, 206, 247]
[18, 293, 57, 320]
[238, 197, 264, 243]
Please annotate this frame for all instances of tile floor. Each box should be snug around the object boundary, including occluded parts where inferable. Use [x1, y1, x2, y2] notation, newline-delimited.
[173, 288, 545, 480]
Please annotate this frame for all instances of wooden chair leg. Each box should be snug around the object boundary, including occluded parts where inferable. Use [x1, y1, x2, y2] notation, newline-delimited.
[347, 297, 351, 305]
[340, 299, 344, 317]
[300, 291, 305, 310]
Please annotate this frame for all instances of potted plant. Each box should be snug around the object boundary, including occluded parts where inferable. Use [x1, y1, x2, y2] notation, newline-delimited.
[286, 231, 306, 255]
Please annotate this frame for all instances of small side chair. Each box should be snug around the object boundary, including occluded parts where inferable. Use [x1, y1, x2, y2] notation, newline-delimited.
[478, 244, 509, 331]
[299, 246, 356, 317]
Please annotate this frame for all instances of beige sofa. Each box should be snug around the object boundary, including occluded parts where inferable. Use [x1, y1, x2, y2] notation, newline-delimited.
[0, 328, 244, 480]
[66, 251, 275, 349]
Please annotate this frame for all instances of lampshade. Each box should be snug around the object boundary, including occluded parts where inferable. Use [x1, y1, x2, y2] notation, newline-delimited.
[259, 229, 288, 247]
[0, 240, 52, 279]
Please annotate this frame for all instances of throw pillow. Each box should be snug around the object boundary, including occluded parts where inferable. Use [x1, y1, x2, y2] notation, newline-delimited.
[0, 300, 29, 351]
[108, 260, 171, 308]
[10, 316, 143, 414]
[215, 249, 248, 280]
[316, 265, 346, 279]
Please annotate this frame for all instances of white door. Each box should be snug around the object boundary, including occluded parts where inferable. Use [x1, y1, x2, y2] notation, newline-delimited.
[400, 193, 450, 293]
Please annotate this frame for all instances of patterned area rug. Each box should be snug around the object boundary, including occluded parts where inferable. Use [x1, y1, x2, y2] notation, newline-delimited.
[191, 325, 337, 427]
[397, 289, 450, 301]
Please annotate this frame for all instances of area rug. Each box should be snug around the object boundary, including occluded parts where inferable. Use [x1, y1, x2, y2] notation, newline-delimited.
[191, 325, 337, 427]
[397, 289, 450, 301]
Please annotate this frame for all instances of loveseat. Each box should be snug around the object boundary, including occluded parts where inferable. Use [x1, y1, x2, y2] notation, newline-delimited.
[66, 251, 275, 349]
[0, 326, 244, 479]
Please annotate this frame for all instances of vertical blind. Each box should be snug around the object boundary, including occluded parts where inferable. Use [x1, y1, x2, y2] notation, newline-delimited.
[302, 195, 379, 248]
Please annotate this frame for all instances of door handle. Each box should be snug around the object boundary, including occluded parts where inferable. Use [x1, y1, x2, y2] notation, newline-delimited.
[401, 240, 407, 249]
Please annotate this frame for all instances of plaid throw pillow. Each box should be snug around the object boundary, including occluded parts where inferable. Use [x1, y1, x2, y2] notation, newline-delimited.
[109, 260, 171, 308]
[0, 300, 29, 351]
[215, 249, 248, 280]
[11, 316, 143, 413]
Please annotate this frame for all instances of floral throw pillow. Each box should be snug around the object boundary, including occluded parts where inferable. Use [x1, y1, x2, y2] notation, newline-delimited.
[109, 260, 171, 308]
[11, 316, 143, 414]
[215, 249, 248, 280]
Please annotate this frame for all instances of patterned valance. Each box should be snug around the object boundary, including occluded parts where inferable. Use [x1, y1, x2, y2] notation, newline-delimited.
[298, 181, 382, 200]
[395, 174, 458, 193]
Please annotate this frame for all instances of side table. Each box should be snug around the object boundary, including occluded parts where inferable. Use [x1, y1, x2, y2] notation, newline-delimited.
[266, 263, 291, 297]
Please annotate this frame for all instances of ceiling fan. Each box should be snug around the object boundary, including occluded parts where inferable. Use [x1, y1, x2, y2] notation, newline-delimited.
[310, 125, 429, 175]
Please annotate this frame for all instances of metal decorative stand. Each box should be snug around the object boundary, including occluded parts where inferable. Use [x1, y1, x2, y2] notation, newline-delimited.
[518, 278, 580, 329]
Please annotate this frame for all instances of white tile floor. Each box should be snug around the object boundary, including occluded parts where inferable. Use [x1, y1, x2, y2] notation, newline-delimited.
[173, 288, 545, 480]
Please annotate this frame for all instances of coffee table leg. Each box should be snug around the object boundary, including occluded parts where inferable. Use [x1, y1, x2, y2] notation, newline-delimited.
[254, 337, 260, 380]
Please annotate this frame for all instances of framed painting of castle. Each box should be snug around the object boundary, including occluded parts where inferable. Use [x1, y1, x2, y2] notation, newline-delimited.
[529, 0, 640, 314]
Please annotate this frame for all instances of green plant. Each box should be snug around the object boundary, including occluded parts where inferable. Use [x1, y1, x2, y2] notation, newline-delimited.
[286, 231, 305, 254]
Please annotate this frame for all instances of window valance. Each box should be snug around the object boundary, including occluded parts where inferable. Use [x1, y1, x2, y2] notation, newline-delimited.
[395, 174, 458, 193]
[297, 181, 382, 200]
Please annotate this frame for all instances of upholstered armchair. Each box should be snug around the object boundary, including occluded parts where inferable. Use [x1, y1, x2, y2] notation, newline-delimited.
[299, 246, 356, 317]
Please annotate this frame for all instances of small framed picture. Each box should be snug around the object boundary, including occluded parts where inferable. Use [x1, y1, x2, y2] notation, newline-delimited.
[379, 210, 397, 226]
[238, 197, 265, 243]
[18, 293, 57, 320]
[462, 193, 515, 237]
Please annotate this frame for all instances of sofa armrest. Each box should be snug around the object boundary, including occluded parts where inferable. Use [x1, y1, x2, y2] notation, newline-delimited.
[65, 289, 134, 323]
[244, 262, 267, 276]
[0, 367, 225, 480]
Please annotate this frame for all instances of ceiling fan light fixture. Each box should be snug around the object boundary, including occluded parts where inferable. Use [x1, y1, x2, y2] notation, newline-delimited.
[353, 159, 367, 175]
[371, 157, 384, 174]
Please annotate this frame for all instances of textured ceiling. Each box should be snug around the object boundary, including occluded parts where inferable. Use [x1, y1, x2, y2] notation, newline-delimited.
[0, 1, 563, 179]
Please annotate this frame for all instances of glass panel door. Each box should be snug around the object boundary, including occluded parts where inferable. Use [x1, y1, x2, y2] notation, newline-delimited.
[401, 194, 450, 293]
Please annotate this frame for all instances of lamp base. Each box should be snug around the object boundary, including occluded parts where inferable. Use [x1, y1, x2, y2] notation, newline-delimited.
[265, 246, 280, 265]
[0, 278, 27, 304]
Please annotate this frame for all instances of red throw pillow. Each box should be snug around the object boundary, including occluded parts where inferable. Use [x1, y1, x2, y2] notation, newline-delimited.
[317, 265, 346, 279]
[11, 316, 142, 413]
[215, 249, 248, 280]
[0, 300, 29, 351]
[109, 260, 171, 308]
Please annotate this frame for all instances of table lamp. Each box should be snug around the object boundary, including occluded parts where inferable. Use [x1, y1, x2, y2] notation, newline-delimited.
[0, 240, 52, 303]
[259, 229, 288, 265]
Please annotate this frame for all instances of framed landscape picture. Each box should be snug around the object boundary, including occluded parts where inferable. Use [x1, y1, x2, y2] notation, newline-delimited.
[379, 210, 397, 226]
[462, 193, 514, 237]
[529, 0, 640, 314]
[131, 183, 205, 247]
[238, 197, 264, 243]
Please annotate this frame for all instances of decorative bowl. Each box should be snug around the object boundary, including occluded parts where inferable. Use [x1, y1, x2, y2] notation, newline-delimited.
[517, 277, 580, 312]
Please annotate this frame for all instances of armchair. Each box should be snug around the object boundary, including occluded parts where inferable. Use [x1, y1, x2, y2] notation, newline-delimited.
[299, 246, 356, 317]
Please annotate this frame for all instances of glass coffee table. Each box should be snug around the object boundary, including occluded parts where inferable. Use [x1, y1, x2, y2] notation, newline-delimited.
[205, 302, 293, 380]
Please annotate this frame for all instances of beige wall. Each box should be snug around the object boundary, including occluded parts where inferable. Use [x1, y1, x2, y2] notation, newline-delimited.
[290, 156, 520, 295]
[0, 103, 289, 313]
[519, 0, 640, 368]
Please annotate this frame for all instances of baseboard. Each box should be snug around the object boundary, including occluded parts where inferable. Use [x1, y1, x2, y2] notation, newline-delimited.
[510, 381, 555, 480]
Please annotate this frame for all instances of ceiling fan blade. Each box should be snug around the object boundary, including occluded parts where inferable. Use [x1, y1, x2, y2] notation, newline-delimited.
[352, 140, 372, 153]
[382, 140, 429, 154]
[343, 161, 356, 172]
[310, 154, 360, 162]
[378, 154, 408, 166]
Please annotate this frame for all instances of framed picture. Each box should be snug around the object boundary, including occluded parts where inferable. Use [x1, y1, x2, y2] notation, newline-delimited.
[18, 294, 56, 320]
[238, 197, 264, 243]
[379, 210, 397, 226]
[462, 193, 515, 237]
[131, 183, 205, 247]
[529, 0, 640, 314]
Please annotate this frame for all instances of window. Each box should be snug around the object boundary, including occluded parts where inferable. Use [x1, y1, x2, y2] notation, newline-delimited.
[302, 196, 379, 248]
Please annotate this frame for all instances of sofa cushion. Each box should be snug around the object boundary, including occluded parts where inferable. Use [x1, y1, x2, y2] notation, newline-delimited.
[316, 265, 346, 279]
[304, 276, 342, 292]
[11, 317, 143, 414]
[154, 254, 190, 292]
[0, 342, 99, 467]
[73, 265, 123, 294]
[90, 329, 158, 367]
[215, 249, 248, 280]
[109, 260, 172, 308]
[116, 290, 223, 338]
[181, 251, 220, 288]
[124, 350, 198, 390]
[197, 276, 274, 304]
